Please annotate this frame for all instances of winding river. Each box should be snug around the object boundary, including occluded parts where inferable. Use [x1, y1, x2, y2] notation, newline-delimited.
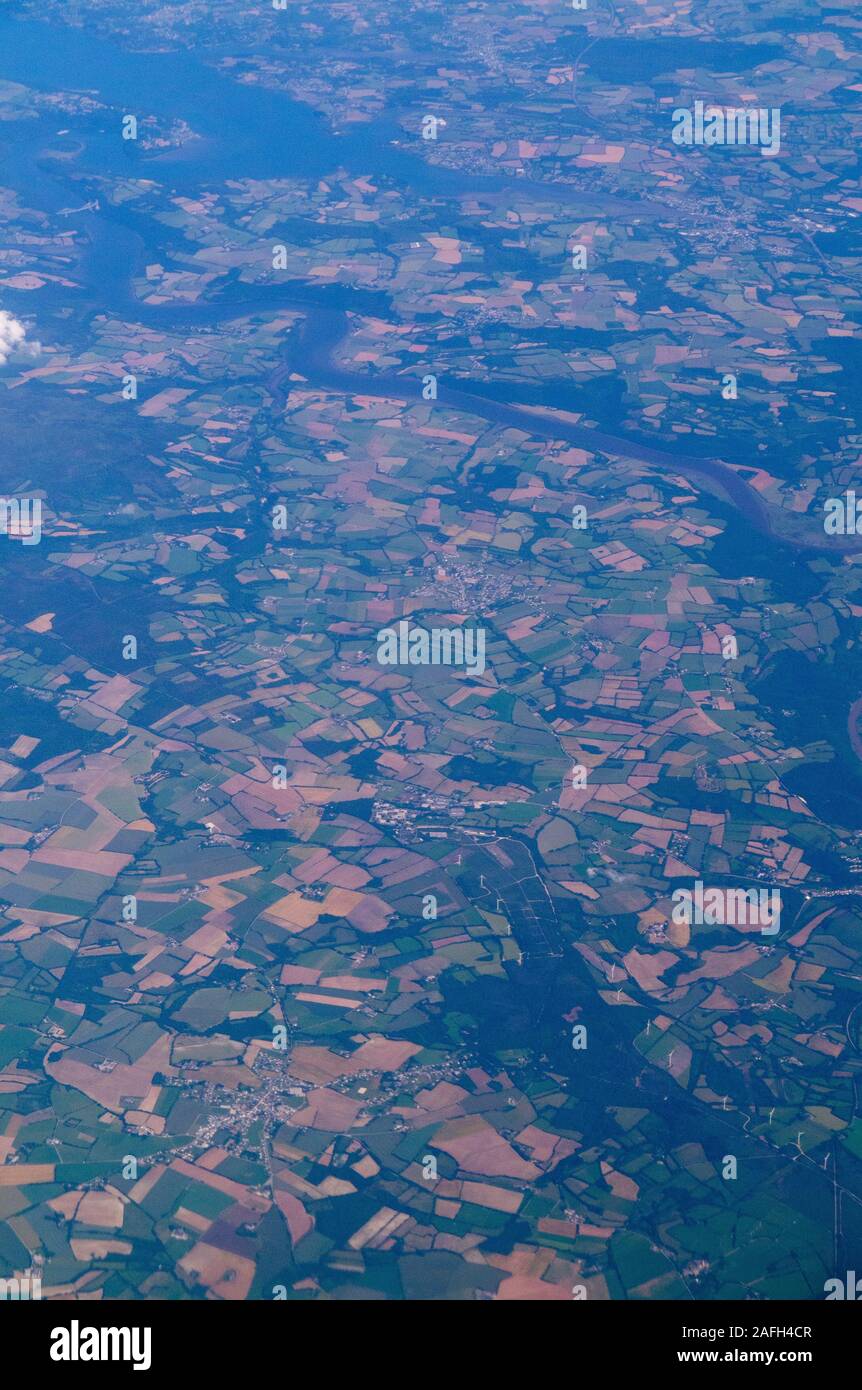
[0, 13, 852, 554]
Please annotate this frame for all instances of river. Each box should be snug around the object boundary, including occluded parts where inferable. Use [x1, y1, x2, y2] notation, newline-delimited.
[0, 13, 853, 553]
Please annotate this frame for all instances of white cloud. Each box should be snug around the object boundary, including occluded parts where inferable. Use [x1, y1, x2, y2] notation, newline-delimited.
[0, 309, 39, 366]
